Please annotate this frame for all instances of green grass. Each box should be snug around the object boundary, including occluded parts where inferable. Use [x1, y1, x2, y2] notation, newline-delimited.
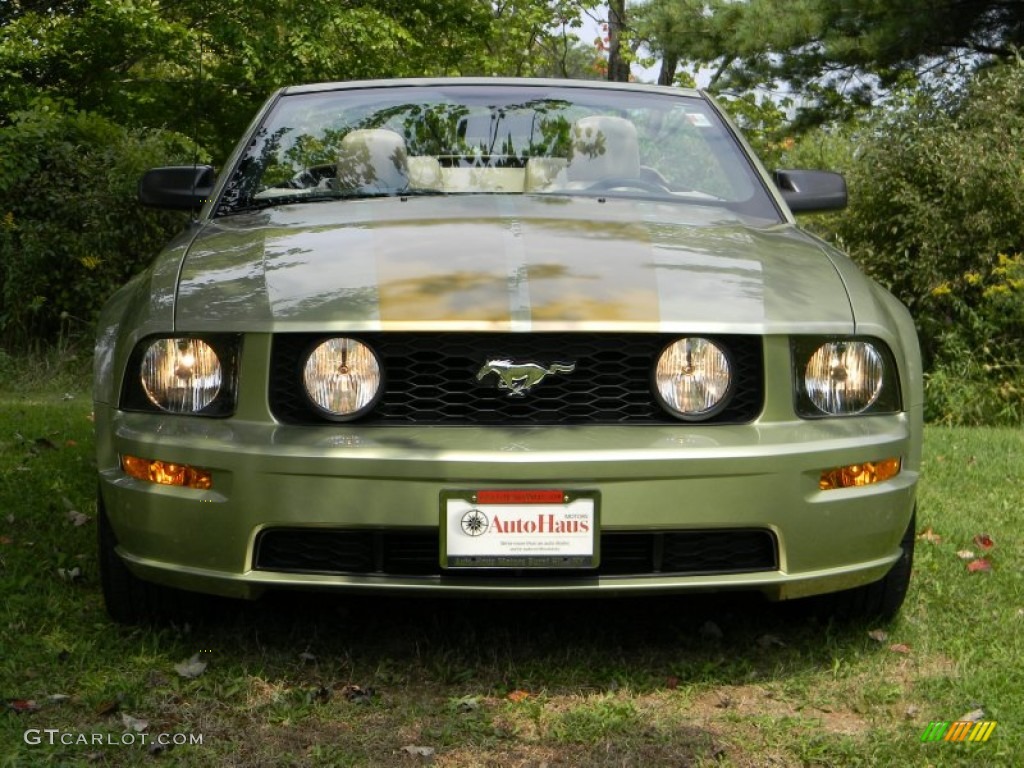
[1, 381, 1022, 766]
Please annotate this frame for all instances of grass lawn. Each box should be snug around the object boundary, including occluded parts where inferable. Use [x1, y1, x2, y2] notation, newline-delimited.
[1, 384, 1021, 766]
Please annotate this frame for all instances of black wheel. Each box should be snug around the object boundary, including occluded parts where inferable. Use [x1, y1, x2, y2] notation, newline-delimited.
[815, 508, 916, 622]
[98, 492, 190, 624]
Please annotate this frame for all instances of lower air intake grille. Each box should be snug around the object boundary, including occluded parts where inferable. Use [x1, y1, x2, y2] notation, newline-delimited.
[254, 528, 778, 577]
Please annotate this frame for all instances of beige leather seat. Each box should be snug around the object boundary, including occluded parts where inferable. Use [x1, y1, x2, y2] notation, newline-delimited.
[337, 129, 409, 194]
[408, 156, 443, 190]
[524, 157, 568, 192]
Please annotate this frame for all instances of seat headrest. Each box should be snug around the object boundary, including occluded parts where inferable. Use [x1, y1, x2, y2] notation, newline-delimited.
[337, 129, 409, 193]
[567, 116, 641, 182]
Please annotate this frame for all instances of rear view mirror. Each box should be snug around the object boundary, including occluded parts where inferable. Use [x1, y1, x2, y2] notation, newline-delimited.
[773, 169, 847, 213]
[138, 165, 215, 211]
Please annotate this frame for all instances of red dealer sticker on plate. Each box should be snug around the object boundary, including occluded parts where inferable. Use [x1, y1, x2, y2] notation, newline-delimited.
[440, 490, 599, 569]
[476, 490, 566, 504]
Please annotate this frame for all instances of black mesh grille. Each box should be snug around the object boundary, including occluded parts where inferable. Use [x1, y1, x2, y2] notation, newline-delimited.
[269, 333, 763, 425]
[254, 528, 778, 577]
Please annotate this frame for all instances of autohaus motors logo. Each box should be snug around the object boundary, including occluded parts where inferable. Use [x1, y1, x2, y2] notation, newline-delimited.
[460, 508, 489, 537]
[460, 508, 590, 536]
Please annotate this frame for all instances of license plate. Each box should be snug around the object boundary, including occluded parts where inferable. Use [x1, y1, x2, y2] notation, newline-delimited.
[440, 490, 599, 569]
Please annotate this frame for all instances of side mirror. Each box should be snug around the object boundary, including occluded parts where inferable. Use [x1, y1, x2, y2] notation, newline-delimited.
[138, 165, 215, 211]
[772, 169, 847, 213]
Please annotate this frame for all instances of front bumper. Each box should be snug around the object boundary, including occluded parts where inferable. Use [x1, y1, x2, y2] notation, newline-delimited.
[96, 403, 918, 601]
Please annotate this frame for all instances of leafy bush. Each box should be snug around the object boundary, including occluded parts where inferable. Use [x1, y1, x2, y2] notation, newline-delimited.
[0, 105, 197, 350]
[782, 62, 1024, 425]
[924, 253, 1024, 424]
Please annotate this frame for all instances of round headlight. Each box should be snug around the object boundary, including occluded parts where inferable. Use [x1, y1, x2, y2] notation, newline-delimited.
[303, 338, 382, 419]
[804, 341, 883, 415]
[141, 338, 222, 413]
[654, 337, 732, 420]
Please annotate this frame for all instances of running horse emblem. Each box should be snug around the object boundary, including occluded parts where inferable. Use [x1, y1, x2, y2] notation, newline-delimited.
[476, 359, 577, 397]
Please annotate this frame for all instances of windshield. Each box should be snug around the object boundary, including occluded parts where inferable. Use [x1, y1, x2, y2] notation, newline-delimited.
[216, 83, 780, 221]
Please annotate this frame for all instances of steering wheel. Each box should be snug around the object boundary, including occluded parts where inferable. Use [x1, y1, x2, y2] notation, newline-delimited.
[286, 164, 336, 189]
[587, 176, 671, 193]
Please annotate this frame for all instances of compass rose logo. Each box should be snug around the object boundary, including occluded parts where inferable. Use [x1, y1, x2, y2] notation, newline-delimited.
[460, 508, 489, 537]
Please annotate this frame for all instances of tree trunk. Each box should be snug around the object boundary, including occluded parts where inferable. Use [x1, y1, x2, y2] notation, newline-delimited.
[658, 53, 679, 86]
[607, 0, 630, 82]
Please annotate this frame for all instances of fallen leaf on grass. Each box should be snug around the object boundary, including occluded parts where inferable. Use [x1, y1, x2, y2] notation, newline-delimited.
[0, 535, 12, 545]
[966, 559, 992, 573]
[959, 707, 986, 722]
[956, 549, 976, 560]
[451, 695, 480, 714]
[6, 699, 40, 713]
[972, 533, 995, 550]
[95, 698, 121, 716]
[916, 526, 942, 544]
[506, 690, 531, 702]
[888, 643, 912, 655]
[121, 713, 149, 732]
[401, 745, 435, 758]
[867, 629, 889, 643]
[48, 694, 71, 703]
[338, 683, 374, 704]
[174, 655, 207, 679]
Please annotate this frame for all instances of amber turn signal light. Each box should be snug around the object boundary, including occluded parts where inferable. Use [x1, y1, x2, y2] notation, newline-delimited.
[819, 457, 901, 491]
[121, 455, 213, 490]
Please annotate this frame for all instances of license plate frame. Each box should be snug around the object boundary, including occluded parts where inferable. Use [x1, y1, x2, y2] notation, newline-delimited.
[440, 489, 599, 569]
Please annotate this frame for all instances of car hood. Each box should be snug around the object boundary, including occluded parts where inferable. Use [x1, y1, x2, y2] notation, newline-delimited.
[173, 196, 855, 334]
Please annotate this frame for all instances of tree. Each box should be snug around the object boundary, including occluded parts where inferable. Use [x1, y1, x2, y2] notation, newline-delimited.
[606, 0, 631, 81]
[0, 0, 605, 350]
[780, 61, 1024, 424]
[633, 0, 741, 87]
[485, 1, 602, 79]
[634, 0, 1024, 126]
[0, 0, 601, 161]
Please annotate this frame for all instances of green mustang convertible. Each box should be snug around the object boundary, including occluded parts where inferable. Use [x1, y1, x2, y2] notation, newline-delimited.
[94, 78, 922, 623]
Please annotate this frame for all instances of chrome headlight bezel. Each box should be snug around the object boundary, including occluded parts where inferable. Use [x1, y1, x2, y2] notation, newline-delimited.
[792, 337, 902, 418]
[652, 336, 735, 422]
[120, 334, 241, 417]
[301, 337, 384, 422]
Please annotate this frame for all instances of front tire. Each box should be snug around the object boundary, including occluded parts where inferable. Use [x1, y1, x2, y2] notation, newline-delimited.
[818, 508, 916, 622]
[98, 492, 189, 624]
